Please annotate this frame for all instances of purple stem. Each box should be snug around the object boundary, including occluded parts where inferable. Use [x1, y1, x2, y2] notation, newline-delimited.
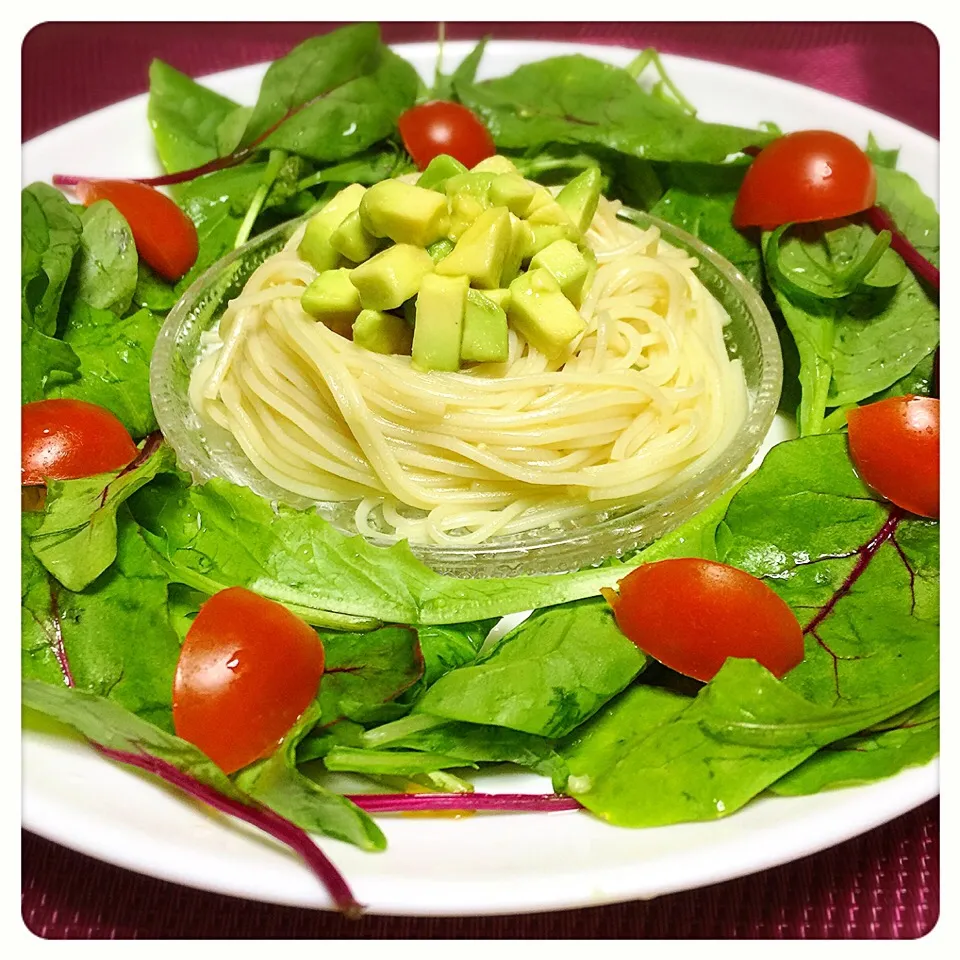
[347, 793, 582, 813]
[803, 507, 904, 637]
[94, 744, 363, 918]
[862, 205, 939, 293]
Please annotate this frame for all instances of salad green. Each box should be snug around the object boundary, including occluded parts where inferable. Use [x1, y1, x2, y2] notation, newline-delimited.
[21, 25, 938, 912]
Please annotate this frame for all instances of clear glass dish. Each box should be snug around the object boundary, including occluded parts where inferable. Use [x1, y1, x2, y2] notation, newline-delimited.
[151, 208, 782, 578]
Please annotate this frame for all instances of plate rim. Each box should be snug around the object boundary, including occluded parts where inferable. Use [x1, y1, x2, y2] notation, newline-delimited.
[21, 38, 940, 917]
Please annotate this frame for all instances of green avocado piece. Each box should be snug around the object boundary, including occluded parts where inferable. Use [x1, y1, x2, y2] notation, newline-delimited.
[297, 183, 366, 272]
[412, 273, 468, 372]
[416, 154, 469, 192]
[556, 166, 603, 234]
[350, 244, 435, 311]
[500, 214, 528, 287]
[480, 287, 511, 311]
[427, 238, 456, 264]
[447, 194, 488, 242]
[530, 239, 594, 307]
[507, 268, 586, 359]
[461, 289, 510, 363]
[489, 174, 536, 217]
[471, 156, 521, 175]
[330, 209, 380, 263]
[444, 172, 497, 204]
[435, 206, 512, 289]
[301, 268, 362, 334]
[359, 180, 449, 247]
[353, 309, 414, 356]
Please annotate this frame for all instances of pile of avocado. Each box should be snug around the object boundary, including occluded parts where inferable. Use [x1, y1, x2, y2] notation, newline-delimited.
[297, 154, 603, 371]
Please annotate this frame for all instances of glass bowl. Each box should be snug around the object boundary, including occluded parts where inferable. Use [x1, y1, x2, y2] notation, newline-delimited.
[151, 209, 781, 578]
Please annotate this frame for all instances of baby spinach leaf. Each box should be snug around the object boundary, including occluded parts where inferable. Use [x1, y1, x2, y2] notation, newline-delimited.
[132, 262, 178, 313]
[874, 165, 939, 266]
[317, 626, 424, 726]
[717, 434, 938, 710]
[650, 187, 763, 288]
[21, 321, 80, 403]
[234, 701, 386, 851]
[455, 53, 772, 165]
[21, 182, 83, 335]
[147, 59, 241, 175]
[768, 229, 939, 434]
[414, 620, 495, 690]
[769, 693, 939, 796]
[71, 201, 138, 315]
[322, 747, 477, 777]
[45, 302, 163, 437]
[561, 656, 930, 827]
[865, 133, 899, 170]
[241, 25, 418, 164]
[129, 476, 641, 628]
[215, 106, 254, 157]
[413, 597, 645, 738]
[22, 512, 182, 732]
[381, 718, 564, 779]
[30, 440, 175, 592]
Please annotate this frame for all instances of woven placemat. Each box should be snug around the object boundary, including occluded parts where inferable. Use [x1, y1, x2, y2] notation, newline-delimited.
[21, 21, 939, 939]
[22, 800, 939, 937]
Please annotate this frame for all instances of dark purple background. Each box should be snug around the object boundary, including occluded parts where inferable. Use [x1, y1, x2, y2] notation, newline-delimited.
[21, 21, 939, 940]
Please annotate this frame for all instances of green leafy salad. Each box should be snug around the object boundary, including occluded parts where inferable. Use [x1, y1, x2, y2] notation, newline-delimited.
[21, 24, 939, 914]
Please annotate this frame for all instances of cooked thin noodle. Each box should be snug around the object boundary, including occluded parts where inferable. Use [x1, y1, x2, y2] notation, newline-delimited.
[189, 196, 748, 545]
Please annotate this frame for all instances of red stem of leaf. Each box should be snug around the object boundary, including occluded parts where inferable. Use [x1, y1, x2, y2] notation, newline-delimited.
[862, 205, 939, 293]
[347, 793, 582, 813]
[93, 744, 363, 917]
[803, 507, 904, 637]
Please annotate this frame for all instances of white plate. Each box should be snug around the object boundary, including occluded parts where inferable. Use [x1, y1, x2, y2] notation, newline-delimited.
[21, 40, 939, 917]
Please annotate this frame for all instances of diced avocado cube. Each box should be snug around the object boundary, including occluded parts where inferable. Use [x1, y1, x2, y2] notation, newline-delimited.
[530, 239, 593, 307]
[461, 289, 509, 363]
[447, 194, 488, 241]
[330, 209, 380, 263]
[500, 214, 528, 287]
[556, 166, 603, 234]
[301, 268, 362, 334]
[471, 156, 521, 175]
[526, 184, 559, 216]
[412, 273, 468, 372]
[353, 309, 414, 356]
[521, 222, 580, 260]
[359, 179, 449, 247]
[435, 206, 512, 289]
[489, 174, 536, 217]
[350, 244, 435, 311]
[444, 172, 497, 204]
[416, 154, 469, 192]
[507, 268, 586, 359]
[297, 183, 366, 272]
[427, 238, 456, 264]
[481, 288, 512, 311]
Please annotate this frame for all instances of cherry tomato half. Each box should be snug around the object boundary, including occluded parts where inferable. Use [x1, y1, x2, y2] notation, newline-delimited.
[173, 587, 325, 774]
[21, 398, 138, 486]
[847, 395, 939, 519]
[398, 101, 496, 170]
[604, 558, 804, 682]
[733, 130, 877, 230]
[74, 179, 199, 282]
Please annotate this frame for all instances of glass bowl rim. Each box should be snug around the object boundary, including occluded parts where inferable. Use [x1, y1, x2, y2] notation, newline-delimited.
[151, 205, 782, 572]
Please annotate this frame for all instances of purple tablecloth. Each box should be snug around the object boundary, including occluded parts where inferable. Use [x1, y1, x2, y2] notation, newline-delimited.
[21, 21, 939, 939]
